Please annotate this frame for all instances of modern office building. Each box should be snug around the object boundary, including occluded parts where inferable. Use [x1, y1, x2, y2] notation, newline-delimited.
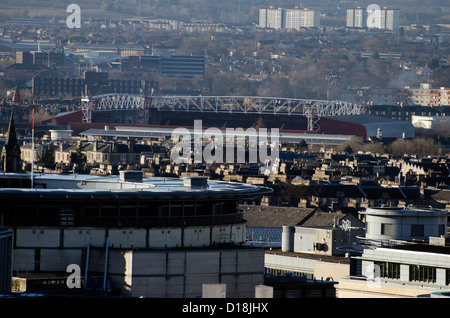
[32, 75, 158, 97]
[31, 50, 65, 66]
[259, 8, 320, 30]
[263, 212, 365, 286]
[337, 206, 450, 298]
[140, 55, 205, 80]
[15, 49, 64, 66]
[0, 172, 272, 297]
[261, 204, 450, 298]
[32, 76, 84, 97]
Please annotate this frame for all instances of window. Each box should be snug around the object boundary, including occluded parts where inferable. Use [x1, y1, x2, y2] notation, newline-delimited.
[381, 223, 393, 235]
[439, 224, 446, 236]
[446, 269, 450, 285]
[410, 265, 436, 283]
[375, 261, 400, 279]
[411, 224, 424, 237]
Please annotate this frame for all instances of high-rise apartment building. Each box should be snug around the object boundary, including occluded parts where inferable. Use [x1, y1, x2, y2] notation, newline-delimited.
[259, 8, 284, 29]
[259, 7, 320, 30]
[346, 7, 366, 28]
[346, 7, 399, 31]
[283, 8, 320, 29]
[384, 8, 400, 31]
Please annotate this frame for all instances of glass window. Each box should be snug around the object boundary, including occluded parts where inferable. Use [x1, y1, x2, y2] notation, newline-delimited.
[411, 224, 424, 237]
[410, 265, 436, 283]
[375, 261, 400, 279]
[446, 269, 450, 285]
[439, 224, 446, 236]
[381, 223, 393, 235]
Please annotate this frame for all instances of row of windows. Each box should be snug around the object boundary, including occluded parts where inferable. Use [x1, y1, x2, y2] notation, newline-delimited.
[264, 268, 314, 280]
[375, 261, 400, 279]
[375, 262, 437, 284]
[380, 223, 446, 237]
[410, 265, 436, 283]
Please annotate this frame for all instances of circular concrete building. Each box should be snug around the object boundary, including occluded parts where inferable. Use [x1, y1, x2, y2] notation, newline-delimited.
[359, 206, 449, 244]
[0, 172, 272, 297]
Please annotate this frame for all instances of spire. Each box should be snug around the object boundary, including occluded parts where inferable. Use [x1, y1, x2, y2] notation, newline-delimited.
[1, 112, 21, 172]
[5, 112, 18, 147]
[12, 87, 20, 104]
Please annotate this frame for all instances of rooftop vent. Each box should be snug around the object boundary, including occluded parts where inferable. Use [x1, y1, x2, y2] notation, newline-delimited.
[120, 170, 143, 183]
[183, 176, 208, 189]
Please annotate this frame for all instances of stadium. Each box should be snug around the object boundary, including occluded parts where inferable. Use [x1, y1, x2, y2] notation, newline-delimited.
[46, 94, 415, 143]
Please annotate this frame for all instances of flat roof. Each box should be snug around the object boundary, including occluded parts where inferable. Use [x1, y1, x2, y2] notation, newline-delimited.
[360, 206, 449, 216]
[80, 126, 355, 145]
[0, 172, 272, 199]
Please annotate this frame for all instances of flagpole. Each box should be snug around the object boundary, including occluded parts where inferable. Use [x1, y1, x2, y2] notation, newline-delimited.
[31, 103, 34, 189]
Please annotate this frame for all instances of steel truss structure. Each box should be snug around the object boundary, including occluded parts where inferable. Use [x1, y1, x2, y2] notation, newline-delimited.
[82, 94, 367, 131]
[82, 94, 147, 124]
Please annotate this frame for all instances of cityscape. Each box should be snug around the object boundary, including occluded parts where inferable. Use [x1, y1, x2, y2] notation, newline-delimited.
[1, 0, 450, 307]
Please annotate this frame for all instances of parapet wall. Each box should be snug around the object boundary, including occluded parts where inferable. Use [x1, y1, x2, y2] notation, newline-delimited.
[13, 222, 246, 250]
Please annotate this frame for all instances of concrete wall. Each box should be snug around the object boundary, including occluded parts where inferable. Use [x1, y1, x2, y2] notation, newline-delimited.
[293, 227, 316, 254]
[362, 247, 450, 269]
[265, 252, 350, 282]
[13, 222, 247, 250]
[13, 248, 83, 272]
[364, 212, 448, 241]
[11, 249, 35, 271]
[16, 229, 61, 248]
[104, 249, 265, 298]
[13, 246, 264, 298]
[11, 226, 262, 298]
[63, 229, 106, 247]
[336, 277, 443, 298]
[314, 262, 350, 282]
[283, 226, 365, 256]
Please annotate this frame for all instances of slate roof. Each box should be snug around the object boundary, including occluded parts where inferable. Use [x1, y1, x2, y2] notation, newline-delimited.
[309, 184, 420, 200]
[301, 211, 365, 228]
[241, 204, 316, 228]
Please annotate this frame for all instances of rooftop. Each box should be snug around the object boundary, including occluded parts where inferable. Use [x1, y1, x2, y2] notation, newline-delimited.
[360, 205, 449, 216]
[0, 172, 272, 199]
[241, 204, 316, 228]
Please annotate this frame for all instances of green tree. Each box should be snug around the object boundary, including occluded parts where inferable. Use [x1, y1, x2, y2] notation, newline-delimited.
[343, 145, 353, 154]
[70, 144, 86, 165]
[38, 144, 55, 165]
[296, 139, 308, 151]
[428, 57, 440, 70]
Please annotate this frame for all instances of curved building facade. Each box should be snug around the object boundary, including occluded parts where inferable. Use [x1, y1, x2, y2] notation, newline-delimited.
[360, 206, 448, 243]
[0, 172, 272, 297]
